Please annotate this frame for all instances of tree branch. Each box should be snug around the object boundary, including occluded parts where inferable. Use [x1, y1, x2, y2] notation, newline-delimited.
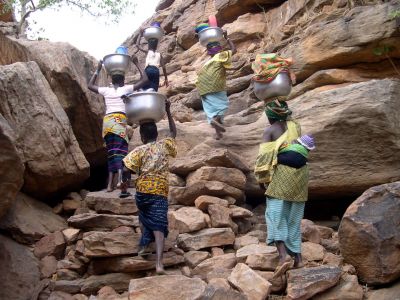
[64, 0, 99, 17]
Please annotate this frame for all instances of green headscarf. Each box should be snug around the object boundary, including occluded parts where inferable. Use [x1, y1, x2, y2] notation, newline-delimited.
[265, 99, 292, 121]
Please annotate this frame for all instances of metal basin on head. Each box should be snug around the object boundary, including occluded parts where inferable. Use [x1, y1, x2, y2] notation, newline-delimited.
[253, 72, 292, 102]
[125, 92, 166, 124]
[143, 26, 164, 41]
[103, 54, 131, 76]
[198, 27, 224, 47]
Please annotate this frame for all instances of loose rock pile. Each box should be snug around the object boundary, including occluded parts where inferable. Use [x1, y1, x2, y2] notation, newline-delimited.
[26, 148, 368, 300]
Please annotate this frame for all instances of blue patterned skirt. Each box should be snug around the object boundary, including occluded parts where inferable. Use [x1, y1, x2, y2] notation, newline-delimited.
[135, 192, 169, 246]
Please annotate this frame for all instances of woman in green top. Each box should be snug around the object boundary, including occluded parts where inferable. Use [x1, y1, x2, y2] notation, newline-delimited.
[196, 31, 236, 140]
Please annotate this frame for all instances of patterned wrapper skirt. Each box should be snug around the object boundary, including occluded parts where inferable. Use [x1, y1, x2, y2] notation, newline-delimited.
[103, 113, 128, 173]
[135, 191, 169, 247]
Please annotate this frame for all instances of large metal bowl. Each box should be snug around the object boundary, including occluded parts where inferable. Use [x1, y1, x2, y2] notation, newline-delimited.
[143, 26, 164, 41]
[103, 54, 131, 76]
[124, 92, 166, 124]
[198, 27, 224, 47]
[253, 72, 292, 102]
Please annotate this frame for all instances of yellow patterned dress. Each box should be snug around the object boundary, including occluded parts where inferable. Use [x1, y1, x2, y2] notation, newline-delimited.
[123, 137, 177, 198]
[196, 50, 232, 123]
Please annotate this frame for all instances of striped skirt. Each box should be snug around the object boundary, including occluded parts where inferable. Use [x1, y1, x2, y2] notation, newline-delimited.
[104, 133, 128, 173]
[265, 198, 305, 254]
[135, 192, 169, 247]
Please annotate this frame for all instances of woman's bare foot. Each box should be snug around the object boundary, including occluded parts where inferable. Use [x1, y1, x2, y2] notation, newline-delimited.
[106, 186, 114, 192]
[211, 118, 226, 132]
[214, 130, 223, 140]
[156, 263, 166, 275]
[293, 253, 304, 268]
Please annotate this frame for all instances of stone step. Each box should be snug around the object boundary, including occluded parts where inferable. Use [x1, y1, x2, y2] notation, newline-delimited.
[68, 213, 139, 231]
[84, 189, 138, 215]
[83, 230, 178, 258]
[83, 231, 141, 257]
[177, 227, 235, 251]
[54, 272, 142, 296]
[89, 251, 184, 274]
[128, 275, 207, 300]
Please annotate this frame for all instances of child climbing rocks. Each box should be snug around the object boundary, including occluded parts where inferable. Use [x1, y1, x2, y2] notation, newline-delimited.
[195, 27, 236, 140]
[136, 24, 169, 91]
[119, 100, 177, 274]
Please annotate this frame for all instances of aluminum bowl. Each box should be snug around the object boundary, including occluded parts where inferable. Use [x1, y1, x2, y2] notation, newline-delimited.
[103, 54, 131, 76]
[198, 27, 224, 47]
[253, 72, 292, 101]
[143, 26, 164, 41]
[124, 92, 166, 124]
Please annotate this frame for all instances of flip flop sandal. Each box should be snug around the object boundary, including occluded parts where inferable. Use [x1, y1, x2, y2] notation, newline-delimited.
[119, 191, 132, 198]
[156, 270, 167, 275]
[138, 247, 152, 257]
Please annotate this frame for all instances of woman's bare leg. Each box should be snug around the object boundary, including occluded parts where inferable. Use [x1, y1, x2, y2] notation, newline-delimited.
[106, 172, 114, 192]
[153, 231, 165, 274]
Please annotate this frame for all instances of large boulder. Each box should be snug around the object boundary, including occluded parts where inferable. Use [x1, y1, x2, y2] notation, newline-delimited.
[0, 115, 24, 218]
[0, 32, 106, 166]
[282, 2, 400, 81]
[339, 182, 400, 285]
[0, 193, 67, 244]
[0, 62, 89, 200]
[0, 234, 40, 300]
[289, 79, 400, 198]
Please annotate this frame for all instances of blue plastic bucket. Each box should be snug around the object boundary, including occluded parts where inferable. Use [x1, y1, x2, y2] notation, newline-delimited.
[115, 46, 128, 55]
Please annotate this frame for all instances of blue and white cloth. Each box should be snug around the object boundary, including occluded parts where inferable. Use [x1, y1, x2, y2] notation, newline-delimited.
[265, 197, 305, 254]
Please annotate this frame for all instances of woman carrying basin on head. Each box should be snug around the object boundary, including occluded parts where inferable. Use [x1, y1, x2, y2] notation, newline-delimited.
[195, 24, 236, 140]
[136, 22, 169, 91]
[88, 50, 149, 195]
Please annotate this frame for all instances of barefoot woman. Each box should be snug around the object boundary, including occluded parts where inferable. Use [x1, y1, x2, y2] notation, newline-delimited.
[88, 57, 149, 192]
[255, 100, 310, 270]
[196, 30, 236, 140]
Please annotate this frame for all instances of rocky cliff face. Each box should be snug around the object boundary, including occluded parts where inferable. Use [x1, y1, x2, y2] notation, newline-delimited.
[124, 0, 400, 200]
[0, 0, 400, 299]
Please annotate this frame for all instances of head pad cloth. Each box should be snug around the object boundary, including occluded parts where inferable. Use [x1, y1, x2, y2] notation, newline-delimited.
[150, 21, 161, 27]
[195, 23, 209, 33]
[252, 53, 293, 83]
[206, 41, 223, 55]
[265, 99, 292, 121]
